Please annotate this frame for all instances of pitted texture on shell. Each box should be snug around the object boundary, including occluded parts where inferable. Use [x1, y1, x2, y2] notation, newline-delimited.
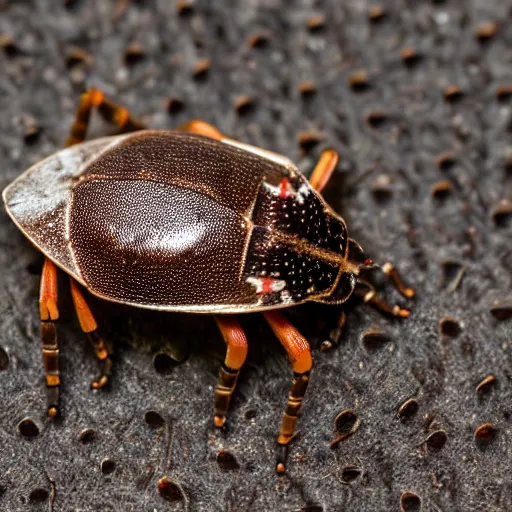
[66, 131, 352, 310]
[244, 226, 341, 306]
[70, 180, 251, 305]
[79, 131, 284, 217]
[252, 174, 348, 255]
[6, 130, 353, 310]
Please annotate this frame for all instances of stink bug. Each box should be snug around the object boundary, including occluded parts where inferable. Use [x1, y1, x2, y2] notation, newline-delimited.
[2, 89, 414, 473]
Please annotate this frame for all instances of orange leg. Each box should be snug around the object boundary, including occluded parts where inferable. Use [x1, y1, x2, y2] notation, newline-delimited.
[39, 259, 60, 418]
[70, 279, 112, 389]
[213, 316, 248, 427]
[309, 149, 339, 193]
[262, 310, 312, 474]
[357, 279, 410, 317]
[177, 119, 225, 141]
[382, 262, 415, 299]
[65, 87, 145, 147]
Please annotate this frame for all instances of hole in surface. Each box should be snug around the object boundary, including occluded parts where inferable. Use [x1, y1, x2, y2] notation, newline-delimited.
[348, 70, 370, 92]
[307, 15, 326, 33]
[400, 47, 422, 67]
[436, 151, 457, 171]
[331, 410, 360, 447]
[247, 32, 270, 49]
[368, 5, 386, 22]
[101, 458, 116, 475]
[439, 317, 461, 337]
[299, 80, 317, 99]
[29, 488, 48, 503]
[362, 329, 391, 351]
[297, 131, 323, 153]
[216, 450, 240, 471]
[341, 466, 362, 482]
[0, 346, 8, 371]
[475, 423, 496, 446]
[177, 0, 194, 16]
[497, 86, 512, 102]
[335, 410, 358, 433]
[401, 491, 421, 512]
[491, 200, 512, 227]
[426, 429, 447, 450]
[490, 301, 512, 321]
[371, 174, 392, 202]
[234, 95, 255, 116]
[166, 98, 185, 115]
[158, 476, 185, 502]
[153, 353, 179, 375]
[431, 180, 453, 200]
[193, 58, 210, 81]
[145, 410, 165, 427]
[18, 418, 39, 438]
[475, 21, 498, 42]
[124, 42, 146, 66]
[0, 35, 20, 57]
[245, 409, 257, 420]
[23, 124, 41, 145]
[366, 110, 388, 129]
[79, 428, 96, 444]
[301, 506, 323, 512]
[444, 85, 465, 103]
[398, 399, 419, 421]
[66, 47, 91, 69]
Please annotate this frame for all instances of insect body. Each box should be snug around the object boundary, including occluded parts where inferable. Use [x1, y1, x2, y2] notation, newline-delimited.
[3, 89, 413, 473]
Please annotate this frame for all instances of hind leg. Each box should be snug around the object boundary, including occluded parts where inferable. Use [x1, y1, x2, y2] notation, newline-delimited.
[70, 279, 112, 389]
[39, 259, 60, 417]
[66, 87, 145, 147]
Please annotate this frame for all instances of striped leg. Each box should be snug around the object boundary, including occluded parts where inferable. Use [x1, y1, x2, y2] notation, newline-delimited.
[65, 87, 145, 147]
[70, 279, 112, 389]
[39, 259, 60, 418]
[309, 149, 339, 193]
[263, 311, 312, 474]
[213, 316, 248, 427]
[357, 279, 410, 317]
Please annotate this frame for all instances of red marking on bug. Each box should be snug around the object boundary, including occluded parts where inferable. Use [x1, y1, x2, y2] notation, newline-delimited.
[364, 258, 373, 266]
[279, 178, 290, 198]
[260, 278, 275, 294]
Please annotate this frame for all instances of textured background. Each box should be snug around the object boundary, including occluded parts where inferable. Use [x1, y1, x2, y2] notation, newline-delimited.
[1, 1, 512, 511]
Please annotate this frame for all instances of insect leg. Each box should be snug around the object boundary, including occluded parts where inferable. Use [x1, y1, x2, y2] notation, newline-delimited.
[39, 259, 60, 418]
[262, 310, 312, 474]
[213, 316, 248, 428]
[177, 119, 225, 141]
[66, 87, 145, 147]
[309, 149, 339, 193]
[320, 310, 347, 351]
[357, 279, 410, 317]
[70, 279, 112, 389]
[382, 262, 415, 299]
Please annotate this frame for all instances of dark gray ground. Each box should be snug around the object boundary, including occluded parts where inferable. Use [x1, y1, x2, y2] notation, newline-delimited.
[0, 1, 511, 511]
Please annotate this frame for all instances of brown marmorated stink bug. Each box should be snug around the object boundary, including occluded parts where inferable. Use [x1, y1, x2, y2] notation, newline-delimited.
[3, 89, 414, 473]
